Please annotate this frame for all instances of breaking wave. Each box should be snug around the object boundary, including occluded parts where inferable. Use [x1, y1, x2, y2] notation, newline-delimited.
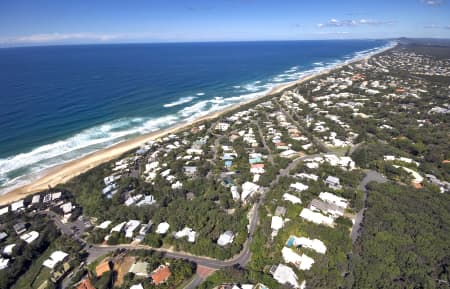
[163, 96, 196, 108]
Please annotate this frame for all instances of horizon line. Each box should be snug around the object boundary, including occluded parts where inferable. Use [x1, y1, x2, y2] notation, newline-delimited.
[0, 37, 402, 49]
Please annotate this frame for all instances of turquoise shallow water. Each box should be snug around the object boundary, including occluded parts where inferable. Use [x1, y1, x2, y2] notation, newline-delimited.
[0, 40, 392, 191]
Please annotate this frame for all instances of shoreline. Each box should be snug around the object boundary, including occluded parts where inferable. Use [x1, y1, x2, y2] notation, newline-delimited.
[0, 42, 396, 206]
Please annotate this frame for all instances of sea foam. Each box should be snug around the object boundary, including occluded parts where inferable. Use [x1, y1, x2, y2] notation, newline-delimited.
[163, 96, 196, 108]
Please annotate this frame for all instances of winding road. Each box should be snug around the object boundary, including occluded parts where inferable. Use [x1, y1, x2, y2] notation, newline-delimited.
[350, 170, 388, 243]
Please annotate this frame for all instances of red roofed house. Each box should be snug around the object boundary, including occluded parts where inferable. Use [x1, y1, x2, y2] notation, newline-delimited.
[95, 260, 111, 277]
[151, 265, 172, 285]
[77, 279, 96, 289]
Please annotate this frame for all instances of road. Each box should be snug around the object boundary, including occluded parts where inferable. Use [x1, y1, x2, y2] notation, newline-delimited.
[351, 170, 388, 243]
[253, 119, 274, 165]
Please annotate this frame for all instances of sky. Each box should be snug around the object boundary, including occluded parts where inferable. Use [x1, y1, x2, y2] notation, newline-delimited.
[0, 0, 449, 46]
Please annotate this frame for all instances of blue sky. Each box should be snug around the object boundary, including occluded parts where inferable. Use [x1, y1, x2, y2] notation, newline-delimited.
[0, 0, 449, 46]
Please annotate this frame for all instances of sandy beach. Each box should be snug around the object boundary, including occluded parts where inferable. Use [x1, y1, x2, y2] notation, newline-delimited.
[0, 44, 394, 206]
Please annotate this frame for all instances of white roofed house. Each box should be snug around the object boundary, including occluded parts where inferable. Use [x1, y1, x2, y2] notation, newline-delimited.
[271, 216, 284, 238]
[124, 220, 141, 239]
[231, 186, 240, 201]
[174, 227, 197, 243]
[42, 251, 68, 270]
[325, 176, 342, 190]
[217, 231, 235, 246]
[270, 264, 301, 288]
[300, 208, 334, 226]
[96, 221, 112, 230]
[309, 199, 345, 218]
[137, 195, 156, 206]
[319, 192, 348, 209]
[290, 182, 309, 192]
[31, 195, 41, 204]
[156, 222, 170, 234]
[60, 202, 74, 214]
[281, 247, 315, 271]
[280, 149, 298, 158]
[282, 193, 302, 204]
[215, 122, 230, 132]
[20, 231, 40, 244]
[241, 182, 261, 202]
[11, 200, 24, 212]
[3, 244, 16, 256]
[0, 258, 9, 270]
[110, 222, 126, 233]
[0, 207, 9, 216]
[286, 235, 327, 254]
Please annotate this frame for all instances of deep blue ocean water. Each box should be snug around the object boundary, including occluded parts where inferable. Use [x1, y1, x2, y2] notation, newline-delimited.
[0, 40, 392, 192]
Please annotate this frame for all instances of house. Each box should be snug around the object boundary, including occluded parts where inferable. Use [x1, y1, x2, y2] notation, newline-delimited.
[286, 236, 327, 254]
[129, 262, 149, 277]
[31, 195, 41, 204]
[77, 279, 96, 289]
[0, 232, 8, 242]
[290, 183, 309, 192]
[215, 122, 230, 132]
[183, 166, 198, 176]
[271, 216, 284, 231]
[156, 222, 170, 234]
[96, 260, 111, 277]
[0, 258, 9, 270]
[151, 265, 172, 285]
[300, 208, 334, 226]
[319, 192, 348, 209]
[124, 220, 141, 238]
[280, 149, 297, 158]
[309, 199, 345, 217]
[130, 284, 144, 289]
[13, 222, 27, 235]
[20, 231, 39, 244]
[3, 244, 16, 256]
[11, 200, 24, 212]
[270, 264, 300, 288]
[231, 186, 240, 200]
[250, 163, 265, 174]
[282, 193, 302, 204]
[241, 182, 260, 201]
[296, 173, 319, 182]
[60, 202, 73, 214]
[325, 176, 342, 190]
[174, 227, 197, 243]
[43, 251, 69, 270]
[217, 231, 235, 246]
[281, 247, 314, 270]
[275, 206, 286, 217]
[0, 207, 9, 216]
[110, 222, 126, 233]
[137, 195, 156, 206]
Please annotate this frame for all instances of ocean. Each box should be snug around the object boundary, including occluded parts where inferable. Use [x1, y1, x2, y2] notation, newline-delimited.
[0, 39, 393, 193]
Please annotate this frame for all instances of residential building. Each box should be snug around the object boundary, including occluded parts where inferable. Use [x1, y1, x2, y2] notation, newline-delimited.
[151, 265, 172, 285]
[217, 231, 235, 246]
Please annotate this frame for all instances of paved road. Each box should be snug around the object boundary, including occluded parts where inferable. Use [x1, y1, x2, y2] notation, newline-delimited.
[351, 170, 388, 243]
[253, 119, 274, 165]
[184, 274, 205, 289]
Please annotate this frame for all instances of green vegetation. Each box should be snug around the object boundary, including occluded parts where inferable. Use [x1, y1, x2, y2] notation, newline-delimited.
[351, 182, 450, 289]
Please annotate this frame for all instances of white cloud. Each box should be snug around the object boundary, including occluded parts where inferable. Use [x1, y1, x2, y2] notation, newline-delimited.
[318, 19, 395, 28]
[421, 0, 443, 6]
[0, 32, 124, 45]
